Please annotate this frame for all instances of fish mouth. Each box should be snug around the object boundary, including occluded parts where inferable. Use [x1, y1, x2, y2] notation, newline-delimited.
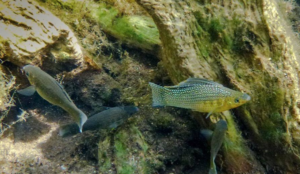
[242, 93, 251, 101]
[21, 65, 31, 75]
[22, 64, 31, 69]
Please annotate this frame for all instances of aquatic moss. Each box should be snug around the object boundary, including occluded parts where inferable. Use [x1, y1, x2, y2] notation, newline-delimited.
[91, 3, 160, 52]
[222, 31, 233, 49]
[36, 0, 160, 57]
[94, 4, 119, 28]
[260, 112, 285, 144]
[242, 109, 259, 135]
[98, 125, 155, 173]
[113, 126, 152, 173]
[208, 18, 224, 42]
[222, 111, 252, 173]
[98, 138, 112, 172]
[149, 111, 175, 133]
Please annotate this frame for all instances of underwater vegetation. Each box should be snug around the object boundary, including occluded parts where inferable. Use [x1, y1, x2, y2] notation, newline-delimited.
[1, 0, 300, 173]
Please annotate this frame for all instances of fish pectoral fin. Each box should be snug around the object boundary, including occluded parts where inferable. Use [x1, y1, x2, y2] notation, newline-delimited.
[109, 122, 118, 129]
[17, 86, 36, 96]
[206, 110, 215, 119]
[200, 129, 213, 141]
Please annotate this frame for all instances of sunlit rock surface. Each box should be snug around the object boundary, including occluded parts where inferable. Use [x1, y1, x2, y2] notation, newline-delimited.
[0, 0, 84, 66]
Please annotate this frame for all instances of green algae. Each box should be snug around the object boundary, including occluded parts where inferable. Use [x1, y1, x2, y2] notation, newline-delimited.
[92, 3, 160, 52]
[94, 4, 119, 28]
[114, 126, 150, 173]
[243, 109, 259, 135]
[98, 125, 155, 174]
[149, 111, 175, 132]
[37, 0, 160, 54]
[98, 138, 112, 172]
[222, 111, 253, 173]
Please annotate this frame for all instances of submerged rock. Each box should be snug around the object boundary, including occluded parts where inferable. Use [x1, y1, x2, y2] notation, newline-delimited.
[0, 0, 84, 67]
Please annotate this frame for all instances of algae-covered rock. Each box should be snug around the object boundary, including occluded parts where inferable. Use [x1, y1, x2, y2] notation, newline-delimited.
[136, 0, 300, 173]
[41, 0, 161, 54]
[0, 0, 84, 67]
[98, 108, 203, 174]
[93, 5, 161, 53]
[98, 125, 156, 174]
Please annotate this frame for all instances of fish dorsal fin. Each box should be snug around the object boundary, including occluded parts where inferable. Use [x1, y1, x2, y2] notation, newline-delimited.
[54, 80, 73, 103]
[165, 78, 223, 89]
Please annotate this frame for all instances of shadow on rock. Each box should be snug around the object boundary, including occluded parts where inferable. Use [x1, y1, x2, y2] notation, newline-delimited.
[39, 128, 108, 173]
[13, 116, 51, 143]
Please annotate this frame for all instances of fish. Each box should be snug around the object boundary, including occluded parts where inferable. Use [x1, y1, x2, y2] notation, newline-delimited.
[149, 78, 251, 117]
[209, 119, 227, 174]
[59, 106, 139, 137]
[17, 65, 87, 133]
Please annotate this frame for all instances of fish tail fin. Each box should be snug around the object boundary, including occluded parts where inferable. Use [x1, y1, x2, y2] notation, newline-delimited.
[209, 168, 217, 174]
[209, 161, 217, 174]
[73, 109, 88, 133]
[149, 82, 166, 107]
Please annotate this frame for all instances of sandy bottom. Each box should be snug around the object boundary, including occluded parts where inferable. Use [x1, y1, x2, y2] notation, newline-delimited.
[0, 108, 98, 174]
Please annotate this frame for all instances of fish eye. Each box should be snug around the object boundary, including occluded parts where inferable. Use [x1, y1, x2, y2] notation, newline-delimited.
[25, 72, 29, 77]
[234, 98, 240, 103]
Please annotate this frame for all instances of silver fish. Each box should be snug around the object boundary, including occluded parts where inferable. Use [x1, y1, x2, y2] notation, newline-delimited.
[18, 65, 87, 132]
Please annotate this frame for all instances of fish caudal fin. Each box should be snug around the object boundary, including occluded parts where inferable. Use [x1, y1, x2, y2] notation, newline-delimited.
[209, 168, 217, 174]
[209, 161, 217, 174]
[74, 109, 88, 133]
[149, 82, 166, 107]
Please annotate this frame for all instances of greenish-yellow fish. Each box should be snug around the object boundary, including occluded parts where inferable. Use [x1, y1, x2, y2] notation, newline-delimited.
[59, 106, 139, 137]
[209, 119, 227, 174]
[149, 78, 250, 117]
[18, 65, 87, 132]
